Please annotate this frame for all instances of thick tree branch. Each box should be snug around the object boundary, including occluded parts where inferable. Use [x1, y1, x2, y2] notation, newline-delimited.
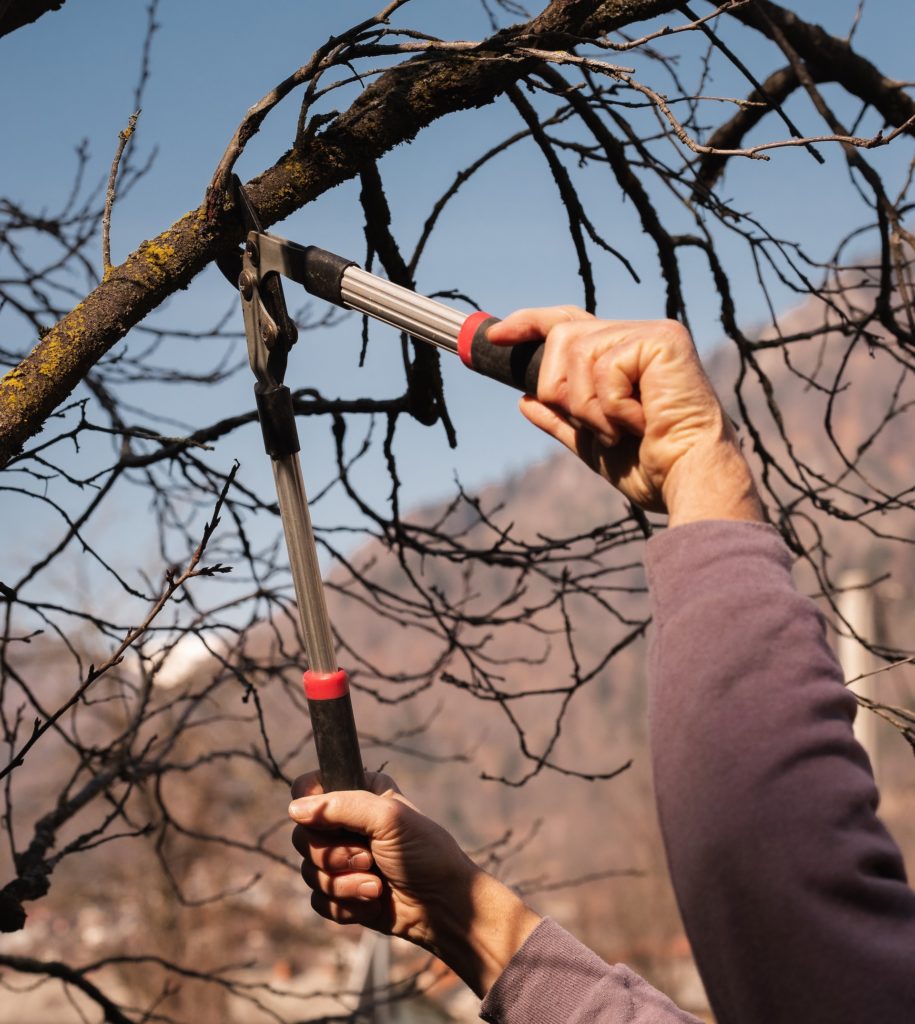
[0, 0, 679, 469]
[0, 0, 67, 39]
[724, 0, 915, 135]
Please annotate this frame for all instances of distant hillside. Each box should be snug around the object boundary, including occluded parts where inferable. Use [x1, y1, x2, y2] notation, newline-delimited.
[5, 283, 913, 1022]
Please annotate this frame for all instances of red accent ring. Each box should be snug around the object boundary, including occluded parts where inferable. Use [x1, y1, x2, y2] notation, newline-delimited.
[303, 669, 349, 701]
[457, 311, 494, 369]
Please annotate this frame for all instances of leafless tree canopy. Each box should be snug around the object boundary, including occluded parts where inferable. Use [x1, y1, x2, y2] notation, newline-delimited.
[0, 1, 913, 1020]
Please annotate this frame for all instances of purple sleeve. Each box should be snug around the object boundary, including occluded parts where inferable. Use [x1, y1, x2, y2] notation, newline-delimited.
[646, 520, 915, 1024]
[480, 918, 700, 1023]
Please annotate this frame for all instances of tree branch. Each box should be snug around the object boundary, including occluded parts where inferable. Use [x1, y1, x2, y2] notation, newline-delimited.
[724, 0, 915, 135]
[0, 0, 680, 469]
[0, 0, 68, 40]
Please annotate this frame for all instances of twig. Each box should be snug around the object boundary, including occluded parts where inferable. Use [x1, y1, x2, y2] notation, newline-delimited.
[102, 111, 139, 276]
[0, 462, 238, 783]
[845, 655, 915, 688]
[205, 0, 412, 219]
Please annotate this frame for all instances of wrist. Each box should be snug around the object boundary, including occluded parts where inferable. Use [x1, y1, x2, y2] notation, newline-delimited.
[663, 439, 763, 528]
[424, 863, 541, 997]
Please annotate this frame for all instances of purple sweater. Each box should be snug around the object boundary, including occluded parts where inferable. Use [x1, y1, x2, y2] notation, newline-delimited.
[481, 521, 915, 1023]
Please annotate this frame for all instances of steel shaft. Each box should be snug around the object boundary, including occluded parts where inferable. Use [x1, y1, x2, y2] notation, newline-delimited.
[340, 268, 463, 353]
[271, 453, 336, 674]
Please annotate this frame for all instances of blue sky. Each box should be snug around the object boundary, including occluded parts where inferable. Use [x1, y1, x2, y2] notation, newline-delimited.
[2, 0, 913, 575]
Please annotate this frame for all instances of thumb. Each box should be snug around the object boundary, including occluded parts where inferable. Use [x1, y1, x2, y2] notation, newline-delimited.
[487, 305, 593, 345]
[288, 789, 398, 838]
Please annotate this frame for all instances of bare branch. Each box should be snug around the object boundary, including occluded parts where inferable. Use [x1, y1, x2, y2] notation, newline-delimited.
[102, 111, 140, 277]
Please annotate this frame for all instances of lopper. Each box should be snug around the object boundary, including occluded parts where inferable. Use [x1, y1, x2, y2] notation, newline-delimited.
[219, 179, 546, 792]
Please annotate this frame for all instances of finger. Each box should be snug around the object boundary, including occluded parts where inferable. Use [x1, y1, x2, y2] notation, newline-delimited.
[291, 771, 323, 800]
[519, 398, 616, 481]
[364, 771, 400, 797]
[486, 306, 592, 345]
[300, 859, 383, 902]
[310, 889, 387, 928]
[518, 397, 584, 456]
[586, 345, 647, 438]
[292, 824, 374, 872]
[562, 338, 621, 447]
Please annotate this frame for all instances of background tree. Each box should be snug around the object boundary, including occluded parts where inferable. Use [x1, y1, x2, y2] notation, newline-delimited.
[1, 1, 913, 1021]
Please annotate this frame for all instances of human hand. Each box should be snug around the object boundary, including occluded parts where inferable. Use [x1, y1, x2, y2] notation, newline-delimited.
[486, 309, 763, 526]
[289, 771, 540, 996]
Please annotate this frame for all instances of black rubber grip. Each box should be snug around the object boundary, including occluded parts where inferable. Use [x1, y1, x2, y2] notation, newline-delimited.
[308, 694, 366, 792]
[296, 246, 356, 306]
[468, 316, 544, 394]
[255, 383, 300, 459]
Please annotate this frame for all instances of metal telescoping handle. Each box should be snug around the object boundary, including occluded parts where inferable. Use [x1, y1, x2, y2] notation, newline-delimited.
[339, 267, 546, 394]
[242, 230, 549, 792]
[341, 264, 544, 391]
[270, 429, 366, 793]
[253, 234, 547, 393]
[240, 230, 370, 793]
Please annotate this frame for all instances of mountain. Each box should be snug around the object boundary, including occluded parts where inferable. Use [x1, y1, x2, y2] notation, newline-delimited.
[4, 281, 914, 1022]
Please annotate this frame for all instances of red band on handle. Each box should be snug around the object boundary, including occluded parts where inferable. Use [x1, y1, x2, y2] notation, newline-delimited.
[303, 669, 349, 701]
[457, 311, 494, 369]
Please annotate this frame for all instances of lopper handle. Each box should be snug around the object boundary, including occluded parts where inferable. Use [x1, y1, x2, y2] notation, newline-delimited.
[271, 238, 547, 394]
[304, 670, 366, 792]
[456, 313, 545, 394]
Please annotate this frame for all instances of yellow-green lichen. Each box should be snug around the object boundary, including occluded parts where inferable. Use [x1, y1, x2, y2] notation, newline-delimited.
[31, 306, 88, 378]
[2, 366, 26, 393]
[143, 240, 177, 280]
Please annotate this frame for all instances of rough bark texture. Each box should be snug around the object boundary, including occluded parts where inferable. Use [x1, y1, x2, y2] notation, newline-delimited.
[0, 0, 680, 470]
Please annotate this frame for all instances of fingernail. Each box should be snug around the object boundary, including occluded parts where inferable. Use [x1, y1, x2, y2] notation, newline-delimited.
[358, 880, 380, 900]
[349, 851, 372, 871]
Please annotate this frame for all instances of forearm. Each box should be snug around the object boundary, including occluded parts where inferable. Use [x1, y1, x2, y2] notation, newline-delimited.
[424, 867, 541, 998]
[647, 521, 915, 1024]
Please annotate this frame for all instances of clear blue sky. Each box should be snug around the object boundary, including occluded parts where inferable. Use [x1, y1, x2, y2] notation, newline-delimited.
[2, 0, 913, 573]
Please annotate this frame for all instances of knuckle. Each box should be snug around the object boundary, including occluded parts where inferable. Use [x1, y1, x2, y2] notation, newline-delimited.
[655, 319, 693, 350]
[300, 859, 316, 887]
[291, 824, 309, 857]
[311, 891, 335, 922]
[546, 320, 578, 345]
[558, 304, 590, 320]
[377, 799, 403, 831]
